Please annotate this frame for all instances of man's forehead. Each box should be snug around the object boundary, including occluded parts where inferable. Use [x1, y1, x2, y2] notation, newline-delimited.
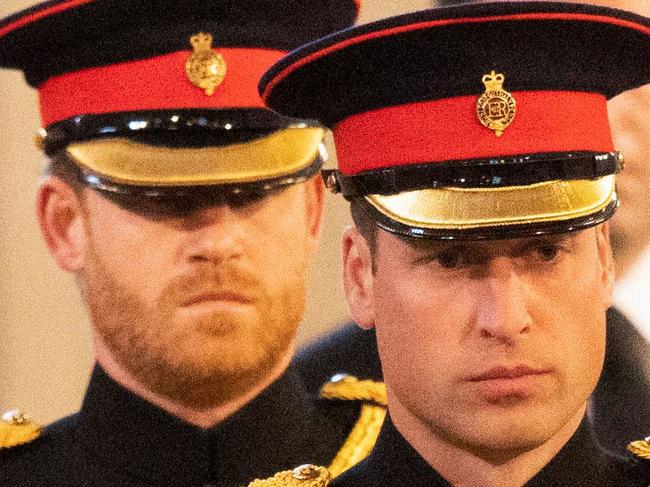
[386, 229, 585, 254]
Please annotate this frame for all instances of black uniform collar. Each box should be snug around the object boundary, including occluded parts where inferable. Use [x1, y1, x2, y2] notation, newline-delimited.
[333, 416, 450, 486]
[76, 364, 315, 487]
[525, 415, 610, 486]
[335, 414, 631, 487]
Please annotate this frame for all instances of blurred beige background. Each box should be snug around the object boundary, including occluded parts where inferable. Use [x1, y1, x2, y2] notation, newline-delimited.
[0, 0, 431, 424]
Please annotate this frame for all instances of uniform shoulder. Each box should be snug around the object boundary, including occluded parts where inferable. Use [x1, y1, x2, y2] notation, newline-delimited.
[294, 323, 382, 394]
[599, 437, 650, 485]
[624, 438, 650, 477]
[0, 410, 42, 450]
[0, 410, 80, 485]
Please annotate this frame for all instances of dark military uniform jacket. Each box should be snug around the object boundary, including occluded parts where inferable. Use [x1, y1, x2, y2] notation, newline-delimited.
[592, 307, 650, 453]
[295, 307, 650, 455]
[331, 415, 650, 487]
[0, 365, 367, 487]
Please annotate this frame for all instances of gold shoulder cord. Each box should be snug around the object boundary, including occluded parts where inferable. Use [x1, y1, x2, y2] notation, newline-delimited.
[320, 375, 387, 478]
[627, 438, 650, 487]
[0, 410, 42, 449]
[244, 375, 387, 487]
[247, 465, 331, 487]
[628, 438, 650, 461]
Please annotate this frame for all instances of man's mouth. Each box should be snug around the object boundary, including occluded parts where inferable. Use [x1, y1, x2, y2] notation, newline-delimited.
[467, 365, 552, 382]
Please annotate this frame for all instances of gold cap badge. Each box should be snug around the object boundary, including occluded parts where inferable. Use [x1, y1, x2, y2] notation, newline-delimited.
[476, 71, 516, 137]
[185, 32, 227, 96]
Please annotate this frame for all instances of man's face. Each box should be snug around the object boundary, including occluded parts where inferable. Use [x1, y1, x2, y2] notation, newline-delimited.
[75, 182, 321, 407]
[345, 225, 613, 458]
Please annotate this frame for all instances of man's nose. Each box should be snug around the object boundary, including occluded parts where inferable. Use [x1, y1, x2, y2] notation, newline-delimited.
[474, 257, 532, 344]
[180, 205, 246, 263]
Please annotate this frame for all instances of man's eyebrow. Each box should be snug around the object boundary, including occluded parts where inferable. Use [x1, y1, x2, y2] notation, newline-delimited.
[511, 232, 577, 253]
[525, 233, 575, 245]
[400, 236, 467, 253]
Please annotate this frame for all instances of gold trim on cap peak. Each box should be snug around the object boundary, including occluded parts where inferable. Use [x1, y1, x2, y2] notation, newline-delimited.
[66, 127, 325, 187]
[366, 175, 616, 231]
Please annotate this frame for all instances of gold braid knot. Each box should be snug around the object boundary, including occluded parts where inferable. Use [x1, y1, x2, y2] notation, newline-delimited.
[246, 465, 330, 486]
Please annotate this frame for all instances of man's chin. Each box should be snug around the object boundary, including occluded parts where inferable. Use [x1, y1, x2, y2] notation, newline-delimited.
[172, 309, 260, 338]
[170, 331, 286, 373]
[149, 346, 276, 386]
[176, 303, 257, 329]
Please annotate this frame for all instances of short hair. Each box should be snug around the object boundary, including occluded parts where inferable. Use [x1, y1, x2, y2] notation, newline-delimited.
[350, 199, 377, 246]
[349, 198, 379, 274]
[44, 151, 86, 195]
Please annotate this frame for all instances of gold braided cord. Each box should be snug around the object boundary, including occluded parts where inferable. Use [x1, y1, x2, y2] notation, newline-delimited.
[246, 465, 331, 487]
[319, 376, 387, 407]
[244, 377, 388, 486]
[328, 404, 386, 478]
[0, 411, 42, 449]
[628, 440, 650, 461]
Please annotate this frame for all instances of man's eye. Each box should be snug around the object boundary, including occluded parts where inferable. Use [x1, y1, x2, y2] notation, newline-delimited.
[413, 246, 471, 270]
[435, 250, 463, 269]
[97, 192, 197, 219]
[99, 188, 276, 219]
[535, 245, 561, 261]
[132, 196, 206, 219]
[224, 191, 269, 209]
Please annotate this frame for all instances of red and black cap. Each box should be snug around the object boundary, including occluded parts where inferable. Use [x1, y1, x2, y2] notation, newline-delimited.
[0, 0, 360, 195]
[260, 1, 650, 239]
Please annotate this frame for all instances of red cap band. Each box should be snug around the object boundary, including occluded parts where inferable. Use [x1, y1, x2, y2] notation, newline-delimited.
[333, 91, 614, 175]
[39, 47, 286, 126]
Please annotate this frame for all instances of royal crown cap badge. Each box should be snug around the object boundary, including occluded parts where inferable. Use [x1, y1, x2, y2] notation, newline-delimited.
[186, 32, 227, 96]
[476, 71, 516, 137]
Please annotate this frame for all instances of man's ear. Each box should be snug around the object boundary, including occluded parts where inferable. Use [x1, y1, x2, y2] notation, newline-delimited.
[342, 226, 375, 329]
[595, 223, 615, 306]
[37, 177, 88, 272]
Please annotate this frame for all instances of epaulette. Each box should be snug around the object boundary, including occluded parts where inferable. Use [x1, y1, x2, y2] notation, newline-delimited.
[319, 374, 387, 477]
[628, 437, 650, 462]
[247, 464, 330, 486]
[0, 410, 42, 450]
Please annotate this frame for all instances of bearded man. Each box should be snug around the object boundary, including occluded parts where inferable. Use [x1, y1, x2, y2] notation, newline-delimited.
[0, 1, 384, 486]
